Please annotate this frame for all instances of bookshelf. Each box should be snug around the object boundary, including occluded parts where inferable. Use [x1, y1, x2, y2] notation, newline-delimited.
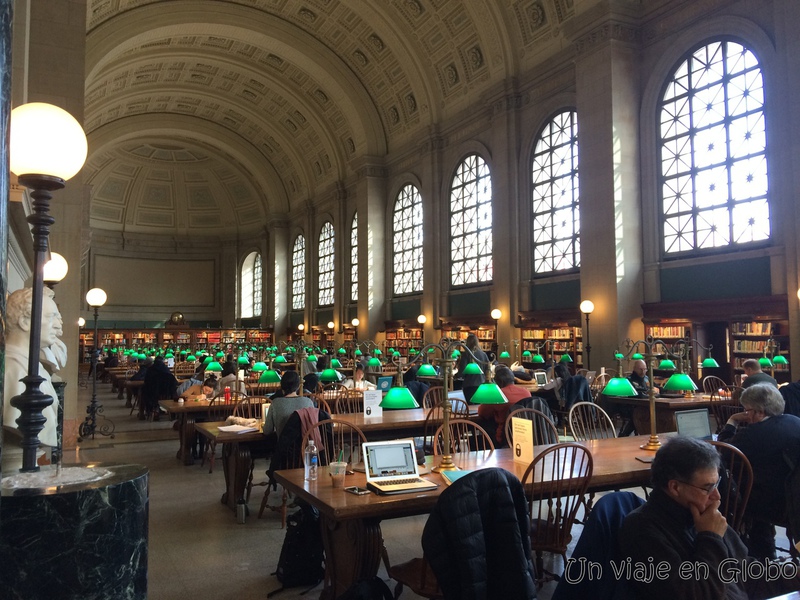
[729, 320, 790, 382]
[384, 322, 423, 356]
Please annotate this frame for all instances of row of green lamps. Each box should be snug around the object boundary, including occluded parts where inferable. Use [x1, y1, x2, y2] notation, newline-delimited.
[520, 350, 573, 364]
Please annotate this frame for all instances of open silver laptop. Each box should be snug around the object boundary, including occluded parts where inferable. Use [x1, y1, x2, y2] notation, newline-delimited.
[362, 439, 438, 495]
[675, 408, 714, 441]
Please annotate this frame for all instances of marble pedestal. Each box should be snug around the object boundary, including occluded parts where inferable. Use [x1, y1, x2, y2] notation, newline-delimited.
[0, 462, 148, 599]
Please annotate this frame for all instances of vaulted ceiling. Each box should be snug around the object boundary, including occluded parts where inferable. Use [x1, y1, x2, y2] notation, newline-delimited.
[84, 0, 580, 237]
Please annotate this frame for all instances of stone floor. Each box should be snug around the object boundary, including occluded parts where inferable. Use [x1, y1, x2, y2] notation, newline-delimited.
[65, 381, 793, 599]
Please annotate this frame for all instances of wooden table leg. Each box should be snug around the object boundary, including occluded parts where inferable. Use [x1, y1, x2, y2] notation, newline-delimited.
[319, 516, 383, 599]
[221, 440, 252, 512]
[178, 415, 196, 465]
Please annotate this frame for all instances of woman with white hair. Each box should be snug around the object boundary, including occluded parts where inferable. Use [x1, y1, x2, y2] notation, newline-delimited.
[718, 383, 800, 559]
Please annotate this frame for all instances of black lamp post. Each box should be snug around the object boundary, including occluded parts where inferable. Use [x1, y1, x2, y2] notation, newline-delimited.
[580, 300, 594, 370]
[78, 287, 115, 441]
[8, 103, 87, 472]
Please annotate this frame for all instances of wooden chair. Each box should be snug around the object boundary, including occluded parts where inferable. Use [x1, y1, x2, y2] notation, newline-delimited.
[432, 419, 495, 455]
[521, 442, 593, 586]
[709, 440, 753, 534]
[317, 383, 345, 413]
[201, 397, 234, 473]
[312, 396, 333, 416]
[233, 396, 268, 419]
[302, 418, 367, 467]
[504, 408, 559, 446]
[568, 401, 617, 441]
[709, 385, 744, 433]
[590, 372, 611, 401]
[420, 400, 469, 455]
[246, 381, 280, 396]
[174, 362, 196, 378]
[702, 375, 728, 395]
[335, 388, 364, 414]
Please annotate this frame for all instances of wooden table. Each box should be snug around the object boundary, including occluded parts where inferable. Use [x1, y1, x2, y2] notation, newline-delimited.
[159, 400, 238, 465]
[275, 434, 660, 599]
[195, 421, 266, 511]
[601, 393, 715, 433]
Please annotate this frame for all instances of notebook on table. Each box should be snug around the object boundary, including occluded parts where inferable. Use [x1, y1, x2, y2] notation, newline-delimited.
[675, 408, 714, 441]
[376, 376, 394, 392]
[362, 439, 439, 495]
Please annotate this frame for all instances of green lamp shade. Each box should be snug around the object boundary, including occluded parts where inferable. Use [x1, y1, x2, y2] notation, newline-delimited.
[758, 356, 773, 368]
[215, 351, 225, 359]
[380, 387, 419, 409]
[417, 364, 437, 377]
[601, 377, 638, 397]
[773, 355, 788, 365]
[662, 373, 698, 392]
[186, 354, 196, 361]
[631, 353, 644, 360]
[285, 346, 296, 353]
[393, 351, 401, 358]
[330, 358, 343, 368]
[702, 357, 720, 368]
[367, 357, 381, 368]
[470, 383, 508, 405]
[165, 352, 174, 359]
[238, 355, 250, 365]
[205, 361, 223, 373]
[180, 350, 188, 355]
[657, 359, 676, 370]
[202, 356, 213, 366]
[320, 368, 340, 383]
[273, 355, 287, 364]
[269, 353, 276, 359]
[532, 354, 545, 364]
[462, 362, 483, 375]
[322, 349, 328, 354]
[355, 349, 363, 357]
[387, 347, 395, 354]
[338, 348, 346, 355]
[138, 353, 148, 361]
[409, 349, 418, 355]
[427, 347, 436, 354]
[499, 351, 511, 359]
[258, 369, 281, 383]
[373, 349, 382, 356]
[614, 352, 624, 360]
[522, 350, 532, 358]
[307, 354, 317, 362]
[251, 362, 268, 373]
[451, 351, 460, 359]
[559, 353, 573, 363]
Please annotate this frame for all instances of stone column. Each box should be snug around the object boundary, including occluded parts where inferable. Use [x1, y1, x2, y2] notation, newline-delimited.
[0, 0, 12, 486]
[269, 218, 289, 338]
[568, 9, 645, 370]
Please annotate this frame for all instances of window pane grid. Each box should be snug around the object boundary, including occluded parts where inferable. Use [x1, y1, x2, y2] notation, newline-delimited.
[450, 155, 492, 286]
[318, 222, 335, 306]
[393, 184, 424, 295]
[531, 110, 580, 274]
[350, 213, 358, 302]
[253, 254, 262, 316]
[292, 235, 305, 310]
[660, 40, 769, 255]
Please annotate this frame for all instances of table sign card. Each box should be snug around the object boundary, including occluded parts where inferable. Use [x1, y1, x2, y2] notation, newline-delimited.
[363, 390, 383, 418]
[261, 403, 269, 424]
[511, 417, 534, 465]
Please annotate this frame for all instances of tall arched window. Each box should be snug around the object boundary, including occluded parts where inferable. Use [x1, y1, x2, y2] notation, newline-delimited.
[393, 184, 423, 295]
[240, 252, 262, 318]
[450, 154, 492, 286]
[350, 213, 358, 302]
[660, 40, 769, 254]
[531, 110, 580, 274]
[291, 235, 305, 310]
[318, 221, 335, 306]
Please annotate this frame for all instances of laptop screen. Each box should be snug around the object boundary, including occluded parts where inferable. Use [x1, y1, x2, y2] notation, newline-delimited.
[534, 371, 548, 386]
[364, 441, 417, 479]
[675, 409, 712, 440]
[377, 376, 394, 391]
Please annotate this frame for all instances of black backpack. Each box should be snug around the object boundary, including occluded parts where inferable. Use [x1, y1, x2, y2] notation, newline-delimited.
[268, 503, 325, 597]
[338, 576, 393, 600]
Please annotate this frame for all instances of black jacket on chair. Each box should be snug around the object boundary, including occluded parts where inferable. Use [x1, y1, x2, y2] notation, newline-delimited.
[559, 375, 592, 410]
[421, 468, 537, 600]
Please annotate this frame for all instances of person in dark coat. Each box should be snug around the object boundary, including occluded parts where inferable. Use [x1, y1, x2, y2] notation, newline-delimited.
[421, 468, 537, 600]
[140, 356, 178, 420]
[779, 380, 800, 417]
[717, 383, 800, 559]
[455, 333, 489, 402]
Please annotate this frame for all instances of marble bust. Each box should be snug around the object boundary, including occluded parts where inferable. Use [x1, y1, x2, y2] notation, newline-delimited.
[3, 286, 64, 448]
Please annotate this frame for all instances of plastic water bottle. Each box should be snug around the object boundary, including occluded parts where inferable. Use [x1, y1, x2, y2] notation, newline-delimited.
[304, 440, 318, 481]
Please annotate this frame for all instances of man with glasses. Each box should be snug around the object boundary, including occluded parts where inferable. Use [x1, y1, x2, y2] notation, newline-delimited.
[618, 436, 797, 599]
[718, 384, 800, 559]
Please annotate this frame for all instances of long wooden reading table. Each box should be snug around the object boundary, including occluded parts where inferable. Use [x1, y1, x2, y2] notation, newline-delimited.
[159, 399, 238, 465]
[275, 434, 663, 598]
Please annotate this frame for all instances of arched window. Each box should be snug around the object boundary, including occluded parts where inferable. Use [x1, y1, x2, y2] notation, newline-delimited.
[531, 110, 580, 274]
[240, 252, 261, 318]
[392, 184, 423, 295]
[350, 213, 358, 302]
[291, 235, 305, 310]
[450, 154, 492, 286]
[318, 221, 335, 306]
[660, 40, 769, 254]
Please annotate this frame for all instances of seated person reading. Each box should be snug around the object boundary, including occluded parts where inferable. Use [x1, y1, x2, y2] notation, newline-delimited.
[343, 364, 376, 390]
[180, 376, 218, 401]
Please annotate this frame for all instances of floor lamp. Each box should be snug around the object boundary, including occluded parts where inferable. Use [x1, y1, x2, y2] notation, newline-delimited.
[78, 287, 115, 440]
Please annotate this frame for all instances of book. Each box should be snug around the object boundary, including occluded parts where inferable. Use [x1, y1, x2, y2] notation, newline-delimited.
[440, 469, 474, 486]
[218, 424, 259, 434]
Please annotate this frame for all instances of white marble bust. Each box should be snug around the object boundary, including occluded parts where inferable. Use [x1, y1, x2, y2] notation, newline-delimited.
[3, 286, 64, 447]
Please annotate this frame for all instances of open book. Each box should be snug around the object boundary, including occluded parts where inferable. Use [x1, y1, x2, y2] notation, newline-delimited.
[218, 424, 259, 434]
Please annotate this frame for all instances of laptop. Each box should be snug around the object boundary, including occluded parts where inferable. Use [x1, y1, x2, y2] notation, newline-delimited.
[534, 371, 548, 386]
[675, 408, 714, 441]
[376, 376, 394, 392]
[584, 370, 596, 386]
[362, 439, 439, 495]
